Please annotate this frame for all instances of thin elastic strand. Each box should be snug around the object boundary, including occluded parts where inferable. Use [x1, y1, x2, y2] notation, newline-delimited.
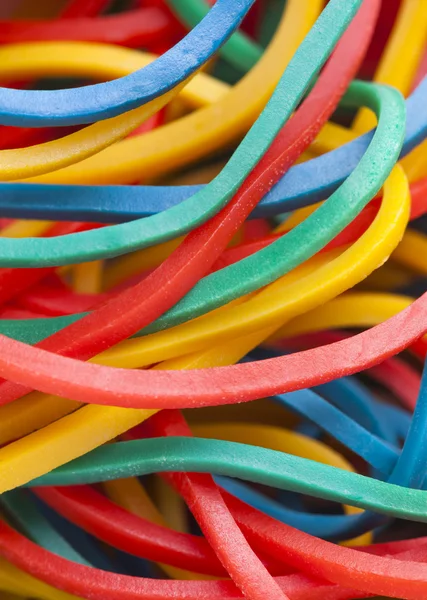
[0, 81, 183, 181]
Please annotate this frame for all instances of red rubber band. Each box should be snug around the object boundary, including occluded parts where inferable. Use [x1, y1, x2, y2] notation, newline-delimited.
[0, 8, 173, 49]
[60, 0, 113, 18]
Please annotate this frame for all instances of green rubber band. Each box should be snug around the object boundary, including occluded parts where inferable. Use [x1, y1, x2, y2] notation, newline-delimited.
[30, 437, 427, 523]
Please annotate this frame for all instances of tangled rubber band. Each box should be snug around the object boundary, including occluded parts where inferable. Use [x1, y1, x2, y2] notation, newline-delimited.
[2, 1, 427, 599]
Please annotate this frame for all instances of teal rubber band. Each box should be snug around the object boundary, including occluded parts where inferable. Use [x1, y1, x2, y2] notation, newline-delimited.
[0, 489, 89, 565]
[29, 436, 427, 523]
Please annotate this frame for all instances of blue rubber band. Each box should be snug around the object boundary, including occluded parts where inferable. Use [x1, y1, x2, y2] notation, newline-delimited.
[0, 0, 254, 127]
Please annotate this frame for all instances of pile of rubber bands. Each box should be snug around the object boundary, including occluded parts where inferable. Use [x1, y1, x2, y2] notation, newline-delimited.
[2, 0, 427, 599]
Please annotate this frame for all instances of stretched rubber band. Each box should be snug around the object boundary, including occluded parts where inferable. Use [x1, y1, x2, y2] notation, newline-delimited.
[29, 434, 427, 524]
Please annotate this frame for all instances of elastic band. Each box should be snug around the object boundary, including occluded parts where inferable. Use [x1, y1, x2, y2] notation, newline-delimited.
[28, 435, 427, 524]
[0, 81, 182, 181]
[0, 0, 254, 126]
[0, 8, 174, 49]
[354, 0, 427, 132]
[0, 1, 361, 265]
[167, 0, 263, 71]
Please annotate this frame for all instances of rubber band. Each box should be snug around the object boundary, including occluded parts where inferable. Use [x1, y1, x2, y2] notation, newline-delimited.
[354, 0, 427, 133]
[0, 0, 255, 126]
[0, 80, 184, 181]
[0, 8, 174, 49]
[28, 434, 427, 524]
[272, 292, 415, 340]
[166, 0, 263, 72]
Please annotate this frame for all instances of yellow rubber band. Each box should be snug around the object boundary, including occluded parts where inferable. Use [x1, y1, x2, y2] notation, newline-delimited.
[72, 261, 103, 295]
[2, 83, 184, 181]
[270, 291, 414, 340]
[0, 557, 77, 600]
[0, 220, 53, 239]
[391, 228, 427, 274]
